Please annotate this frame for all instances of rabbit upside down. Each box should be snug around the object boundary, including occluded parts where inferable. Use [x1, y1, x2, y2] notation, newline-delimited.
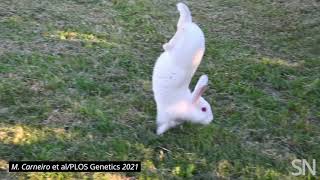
[152, 3, 214, 135]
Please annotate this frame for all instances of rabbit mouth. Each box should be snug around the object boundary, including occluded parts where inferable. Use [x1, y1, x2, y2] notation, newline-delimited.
[207, 114, 214, 123]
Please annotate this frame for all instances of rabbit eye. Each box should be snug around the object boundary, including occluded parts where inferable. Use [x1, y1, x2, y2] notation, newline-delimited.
[201, 107, 207, 112]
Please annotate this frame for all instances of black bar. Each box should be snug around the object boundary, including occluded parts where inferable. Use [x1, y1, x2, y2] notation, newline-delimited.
[8, 161, 141, 172]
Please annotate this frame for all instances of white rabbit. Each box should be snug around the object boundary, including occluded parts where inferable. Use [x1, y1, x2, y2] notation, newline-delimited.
[152, 3, 213, 135]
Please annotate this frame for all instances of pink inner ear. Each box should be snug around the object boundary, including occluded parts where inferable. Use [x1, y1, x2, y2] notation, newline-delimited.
[193, 85, 208, 103]
[199, 86, 207, 96]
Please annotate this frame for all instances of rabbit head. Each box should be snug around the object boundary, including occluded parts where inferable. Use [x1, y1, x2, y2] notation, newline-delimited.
[155, 75, 213, 135]
[187, 74, 213, 124]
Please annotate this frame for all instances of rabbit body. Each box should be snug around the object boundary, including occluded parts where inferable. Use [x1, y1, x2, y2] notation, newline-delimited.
[152, 3, 213, 135]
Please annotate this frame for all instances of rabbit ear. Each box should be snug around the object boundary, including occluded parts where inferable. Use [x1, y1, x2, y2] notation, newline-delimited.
[192, 75, 208, 103]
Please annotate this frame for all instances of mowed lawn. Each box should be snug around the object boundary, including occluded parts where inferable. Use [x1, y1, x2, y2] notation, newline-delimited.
[0, 0, 319, 179]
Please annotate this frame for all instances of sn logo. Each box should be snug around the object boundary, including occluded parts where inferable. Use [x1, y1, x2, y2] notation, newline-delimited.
[291, 159, 316, 176]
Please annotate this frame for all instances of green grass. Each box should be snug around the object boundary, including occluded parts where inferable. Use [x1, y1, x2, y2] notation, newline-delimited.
[0, 0, 319, 179]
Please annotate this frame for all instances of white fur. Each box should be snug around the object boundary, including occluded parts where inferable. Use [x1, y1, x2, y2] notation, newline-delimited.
[152, 3, 213, 135]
